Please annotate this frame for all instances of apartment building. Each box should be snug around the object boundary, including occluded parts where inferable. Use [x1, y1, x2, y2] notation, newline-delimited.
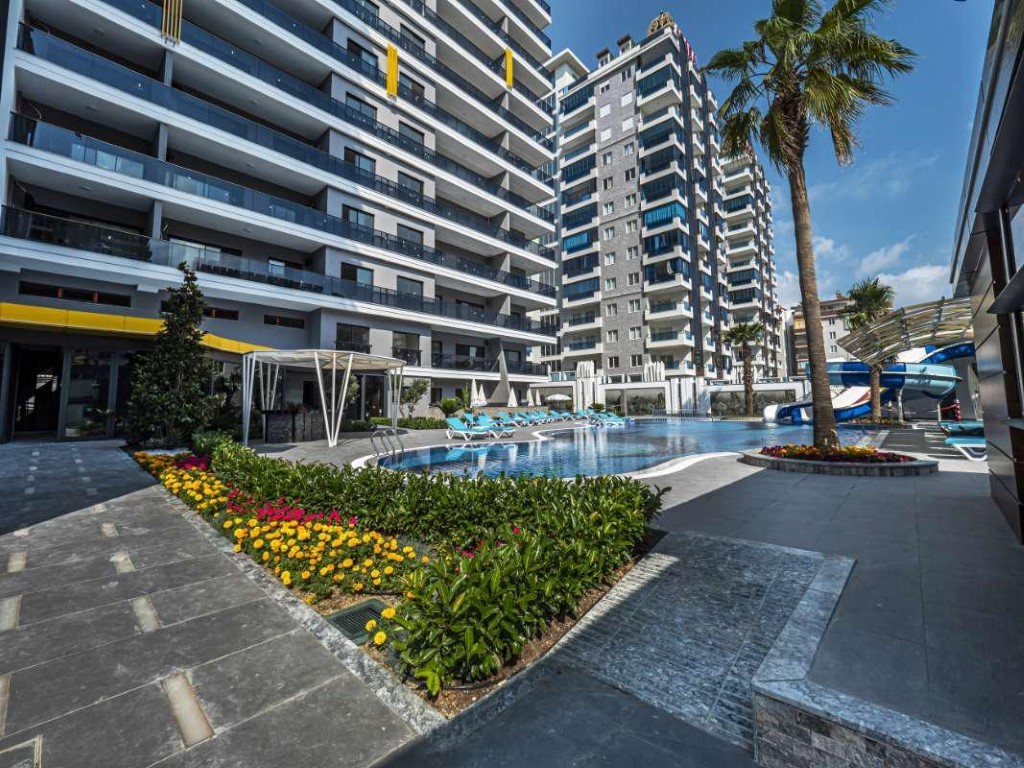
[0, 0, 556, 439]
[787, 293, 855, 376]
[722, 152, 784, 379]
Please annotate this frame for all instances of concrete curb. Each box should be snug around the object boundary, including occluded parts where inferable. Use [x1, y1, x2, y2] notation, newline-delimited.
[738, 450, 938, 476]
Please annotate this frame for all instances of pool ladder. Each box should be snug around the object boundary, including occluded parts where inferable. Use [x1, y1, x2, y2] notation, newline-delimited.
[370, 425, 405, 465]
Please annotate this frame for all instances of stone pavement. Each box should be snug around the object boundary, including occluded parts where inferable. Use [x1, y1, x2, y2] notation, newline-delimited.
[0, 440, 416, 768]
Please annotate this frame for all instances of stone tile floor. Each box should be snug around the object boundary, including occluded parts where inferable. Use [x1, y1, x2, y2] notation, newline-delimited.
[0, 441, 415, 767]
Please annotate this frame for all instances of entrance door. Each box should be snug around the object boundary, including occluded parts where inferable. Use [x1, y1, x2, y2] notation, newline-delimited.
[11, 347, 62, 436]
[63, 351, 113, 438]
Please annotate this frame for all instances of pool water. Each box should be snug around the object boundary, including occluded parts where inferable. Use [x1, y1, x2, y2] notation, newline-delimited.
[380, 420, 871, 478]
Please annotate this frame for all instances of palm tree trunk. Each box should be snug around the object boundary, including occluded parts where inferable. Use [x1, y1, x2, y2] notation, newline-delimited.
[787, 164, 840, 448]
[744, 346, 754, 417]
[870, 364, 882, 421]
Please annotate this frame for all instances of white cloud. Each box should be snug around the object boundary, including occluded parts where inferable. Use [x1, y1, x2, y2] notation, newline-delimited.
[813, 236, 850, 262]
[777, 270, 802, 308]
[857, 236, 914, 277]
[876, 264, 951, 307]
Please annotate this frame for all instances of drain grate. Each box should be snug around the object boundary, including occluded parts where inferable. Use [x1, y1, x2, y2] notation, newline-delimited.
[326, 599, 385, 645]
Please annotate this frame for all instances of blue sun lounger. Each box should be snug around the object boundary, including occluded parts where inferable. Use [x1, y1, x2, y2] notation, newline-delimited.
[945, 435, 987, 462]
[445, 417, 500, 441]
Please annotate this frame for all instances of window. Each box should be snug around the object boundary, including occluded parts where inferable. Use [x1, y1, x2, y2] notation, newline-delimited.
[602, 151, 613, 166]
[19, 281, 130, 307]
[829, 331, 837, 340]
[602, 177, 614, 191]
[267, 258, 288, 278]
[605, 277, 617, 291]
[341, 263, 374, 285]
[630, 354, 643, 366]
[401, 25, 425, 52]
[625, 193, 638, 207]
[829, 345, 838, 354]
[606, 330, 619, 342]
[623, 142, 635, 156]
[604, 252, 616, 266]
[600, 128, 612, 142]
[599, 82, 611, 94]
[605, 303, 618, 316]
[627, 246, 639, 260]
[203, 306, 239, 321]
[626, 220, 638, 233]
[607, 356, 620, 368]
[603, 226, 616, 240]
[336, 322, 370, 352]
[346, 94, 377, 122]
[399, 73, 425, 100]
[620, 92, 633, 107]
[264, 314, 305, 329]
[342, 205, 375, 230]
[397, 172, 424, 196]
[621, 66, 633, 81]
[629, 326, 641, 340]
[396, 224, 423, 245]
[347, 40, 377, 72]
[398, 122, 424, 146]
[628, 299, 641, 312]
[603, 202, 615, 215]
[627, 272, 640, 286]
[344, 148, 376, 175]
[624, 168, 636, 182]
[622, 117, 634, 131]
[599, 104, 611, 118]
[397, 276, 424, 296]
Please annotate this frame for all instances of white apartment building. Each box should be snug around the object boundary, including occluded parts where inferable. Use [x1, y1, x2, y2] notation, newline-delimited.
[0, 0, 556, 439]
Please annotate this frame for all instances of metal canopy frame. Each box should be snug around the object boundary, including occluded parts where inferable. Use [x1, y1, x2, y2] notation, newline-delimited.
[837, 297, 974, 367]
[241, 350, 405, 447]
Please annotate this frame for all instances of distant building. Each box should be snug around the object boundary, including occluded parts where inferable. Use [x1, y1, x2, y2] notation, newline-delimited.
[786, 293, 855, 376]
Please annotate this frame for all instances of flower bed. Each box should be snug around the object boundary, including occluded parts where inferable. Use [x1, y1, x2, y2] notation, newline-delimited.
[760, 445, 912, 463]
[134, 442, 664, 698]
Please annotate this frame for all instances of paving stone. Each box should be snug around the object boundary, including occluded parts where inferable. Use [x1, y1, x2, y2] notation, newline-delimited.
[147, 574, 265, 626]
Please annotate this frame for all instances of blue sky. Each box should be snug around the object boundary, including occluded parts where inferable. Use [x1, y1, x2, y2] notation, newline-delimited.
[549, 0, 994, 308]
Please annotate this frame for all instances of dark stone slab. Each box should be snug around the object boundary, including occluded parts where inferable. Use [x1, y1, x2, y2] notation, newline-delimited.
[147, 574, 265, 626]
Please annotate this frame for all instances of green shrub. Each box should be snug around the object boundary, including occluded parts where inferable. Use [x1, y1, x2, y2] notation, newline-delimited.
[191, 429, 233, 457]
[438, 398, 461, 417]
[370, 417, 447, 430]
[209, 442, 665, 693]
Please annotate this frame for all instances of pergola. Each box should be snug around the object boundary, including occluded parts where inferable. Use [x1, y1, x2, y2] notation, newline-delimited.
[240, 350, 406, 447]
[837, 297, 974, 366]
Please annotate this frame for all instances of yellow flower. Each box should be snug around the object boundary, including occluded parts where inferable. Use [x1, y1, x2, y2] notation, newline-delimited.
[421, 556, 430, 563]
[365, 618, 377, 631]
[354, 582, 364, 592]
[262, 551, 270, 562]
[223, 520, 233, 529]
[383, 566, 394, 576]
[370, 569, 380, 579]
[281, 571, 292, 586]
[363, 558, 373, 568]
[373, 631, 387, 645]
[342, 558, 353, 569]
[300, 570, 311, 580]
[381, 607, 396, 620]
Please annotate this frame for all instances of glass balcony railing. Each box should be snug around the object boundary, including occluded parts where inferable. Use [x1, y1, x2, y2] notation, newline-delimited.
[99, 0, 554, 188]
[391, 347, 422, 366]
[494, 0, 550, 47]
[19, 27, 554, 242]
[566, 339, 598, 351]
[336, 340, 372, 353]
[6, 117, 557, 293]
[0, 207, 555, 336]
[329, 0, 552, 135]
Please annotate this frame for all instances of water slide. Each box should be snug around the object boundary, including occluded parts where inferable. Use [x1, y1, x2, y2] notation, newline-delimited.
[767, 343, 975, 424]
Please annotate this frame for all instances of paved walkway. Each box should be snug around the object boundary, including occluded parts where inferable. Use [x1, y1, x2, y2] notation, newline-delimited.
[0, 441, 415, 767]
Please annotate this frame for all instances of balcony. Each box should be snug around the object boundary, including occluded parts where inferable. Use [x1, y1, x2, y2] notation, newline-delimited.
[9, 118, 560, 288]
[645, 300, 693, 322]
[647, 330, 694, 349]
[96, 0, 553, 185]
[0, 207, 555, 338]
[392, 347, 422, 366]
[563, 339, 602, 356]
[335, 340, 372, 354]
[644, 272, 692, 294]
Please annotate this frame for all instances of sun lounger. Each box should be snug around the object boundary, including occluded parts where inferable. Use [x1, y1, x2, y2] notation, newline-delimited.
[445, 417, 499, 441]
[945, 435, 987, 462]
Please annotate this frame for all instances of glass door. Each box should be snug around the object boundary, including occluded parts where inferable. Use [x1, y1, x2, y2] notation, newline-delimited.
[63, 351, 113, 438]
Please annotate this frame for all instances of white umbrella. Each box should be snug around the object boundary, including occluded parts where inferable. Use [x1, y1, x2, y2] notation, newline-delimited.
[526, 389, 535, 407]
[546, 394, 571, 402]
[470, 379, 486, 408]
[507, 388, 519, 408]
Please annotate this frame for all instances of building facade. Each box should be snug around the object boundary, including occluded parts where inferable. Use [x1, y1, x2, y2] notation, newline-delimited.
[787, 293, 855, 376]
[722, 152, 784, 380]
[0, 0, 557, 439]
[549, 14, 735, 388]
[951, 0, 1024, 541]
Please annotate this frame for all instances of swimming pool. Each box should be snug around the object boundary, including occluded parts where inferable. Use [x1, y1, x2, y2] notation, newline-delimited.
[379, 419, 871, 478]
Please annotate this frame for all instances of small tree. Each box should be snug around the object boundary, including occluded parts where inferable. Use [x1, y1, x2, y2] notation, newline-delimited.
[723, 322, 765, 417]
[126, 264, 218, 446]
[400, 378, 430, 418]
[438, 398, 461, 417]
[843, 277, 895, 420]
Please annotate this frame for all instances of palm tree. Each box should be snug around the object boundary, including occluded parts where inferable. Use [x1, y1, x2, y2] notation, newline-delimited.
[724, 322, 765, 417]
[844, 277, 895, 420]
[706, 0, 914, 448]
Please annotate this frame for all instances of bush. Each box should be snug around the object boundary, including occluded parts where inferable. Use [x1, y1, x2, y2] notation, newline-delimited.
[191, 429, 233, 457]
[370, 417, 447, 430]
[438, 398, 461, 417]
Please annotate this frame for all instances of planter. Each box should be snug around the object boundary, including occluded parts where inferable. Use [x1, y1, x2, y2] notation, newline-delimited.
[264, 411, 327, 443]
[739, 450, 937, 477]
